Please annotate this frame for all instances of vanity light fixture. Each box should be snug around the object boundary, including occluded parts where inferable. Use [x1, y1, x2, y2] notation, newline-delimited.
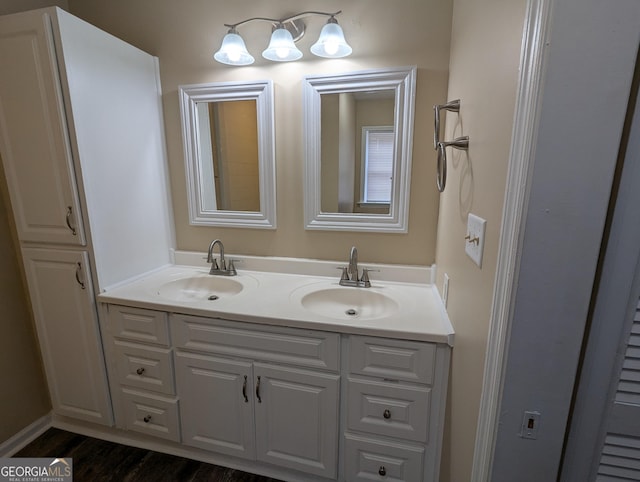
[214, 10, 352, 66]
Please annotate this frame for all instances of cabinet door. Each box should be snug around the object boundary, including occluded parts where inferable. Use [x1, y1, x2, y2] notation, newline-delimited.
[175, 351, 255, 459]
[0, 11, 85, 245]
[22, 248, 111, 424]
[254, 363, 340, 479]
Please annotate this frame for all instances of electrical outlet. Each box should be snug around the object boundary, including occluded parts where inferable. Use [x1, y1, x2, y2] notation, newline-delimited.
[465, 213, 487, 267]
[442, 273, 450, 308]
[521, 410, 541, 439]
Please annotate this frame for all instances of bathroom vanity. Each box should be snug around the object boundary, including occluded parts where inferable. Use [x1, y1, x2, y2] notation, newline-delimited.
[94, 255, 454, 482]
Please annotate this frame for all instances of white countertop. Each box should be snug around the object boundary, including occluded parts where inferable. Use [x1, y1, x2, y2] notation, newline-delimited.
[97, 254, 454, 346]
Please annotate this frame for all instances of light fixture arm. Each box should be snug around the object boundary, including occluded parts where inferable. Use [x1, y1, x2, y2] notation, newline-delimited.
[224, 11, 342, 30]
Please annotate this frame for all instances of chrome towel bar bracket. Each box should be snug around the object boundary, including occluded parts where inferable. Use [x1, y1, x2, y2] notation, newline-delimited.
[433, 99, 469, 192]
[433, 99, 460, 149]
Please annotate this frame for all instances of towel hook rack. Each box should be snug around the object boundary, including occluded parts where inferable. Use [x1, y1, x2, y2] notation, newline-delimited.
[433, 99, 469, 192]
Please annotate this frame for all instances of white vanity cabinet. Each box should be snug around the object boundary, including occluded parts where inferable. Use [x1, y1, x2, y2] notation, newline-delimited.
[99, 303, 451, 482]
[0, 8, 173, 427]
[172, 314, 341, 479]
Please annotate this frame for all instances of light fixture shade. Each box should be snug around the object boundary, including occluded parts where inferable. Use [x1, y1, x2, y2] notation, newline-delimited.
[310, 18, 352, 58]
[214, 31, 255, 66]
[262, 27, 303, 62]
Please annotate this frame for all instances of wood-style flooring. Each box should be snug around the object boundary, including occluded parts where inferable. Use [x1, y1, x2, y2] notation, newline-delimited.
[14, 428, 283, 482]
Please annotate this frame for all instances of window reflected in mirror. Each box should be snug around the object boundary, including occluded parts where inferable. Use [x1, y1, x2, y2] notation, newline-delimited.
[320, 92, 394, 215]
[303, 66, 417, 232]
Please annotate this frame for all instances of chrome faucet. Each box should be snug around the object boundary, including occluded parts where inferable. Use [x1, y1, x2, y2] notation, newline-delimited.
[207, 239, 237, 276]
[348, 246, 359, 282]
[339, 246, 373, 288]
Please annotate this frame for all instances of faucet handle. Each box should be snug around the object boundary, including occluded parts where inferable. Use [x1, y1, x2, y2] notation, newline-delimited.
[337, 266, 349, 282]
[227, 259, 237, 275]
[360, 268, 379, 287]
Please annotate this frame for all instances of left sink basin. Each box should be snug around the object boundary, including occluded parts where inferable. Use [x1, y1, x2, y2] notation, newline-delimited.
[155, 274, 245, 302]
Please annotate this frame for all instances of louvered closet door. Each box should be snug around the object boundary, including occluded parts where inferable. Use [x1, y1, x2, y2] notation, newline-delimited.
[596, 299, 640, 481]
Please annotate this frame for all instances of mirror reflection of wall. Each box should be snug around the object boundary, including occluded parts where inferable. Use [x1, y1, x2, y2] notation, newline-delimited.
[320, 91, 395, 215]
[179, 79, 276, 229]
[197, 100, 260, 212]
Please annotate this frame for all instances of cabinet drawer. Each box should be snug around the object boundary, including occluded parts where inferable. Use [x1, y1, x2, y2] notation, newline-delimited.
[347, 377, 430, 442]
[344, 432, 424, 482]
[109, 305, 169, 346]
[113, 340, 175, 395]
[171, 314, 339, 371]
[121, 389, 180, 442]
[349, 336, 436, 384]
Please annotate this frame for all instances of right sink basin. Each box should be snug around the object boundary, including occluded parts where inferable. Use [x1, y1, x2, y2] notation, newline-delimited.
[291, 283, 401, 321]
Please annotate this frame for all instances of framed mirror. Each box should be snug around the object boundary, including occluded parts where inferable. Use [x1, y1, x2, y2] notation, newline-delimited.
[179, 80, 276, 228]
[302, 66, 417, 232]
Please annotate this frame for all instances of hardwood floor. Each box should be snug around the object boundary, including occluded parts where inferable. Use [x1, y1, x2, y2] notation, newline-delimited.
[14, 428, 283, 482]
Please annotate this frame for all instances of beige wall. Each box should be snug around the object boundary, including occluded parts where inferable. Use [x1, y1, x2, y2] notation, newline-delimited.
[67, 0, 451, 265]
[434, 0, 527, 481]
[0, 165, 51, 442]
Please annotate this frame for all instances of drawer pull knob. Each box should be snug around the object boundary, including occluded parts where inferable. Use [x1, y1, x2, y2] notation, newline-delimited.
[136, 367, 145, 375]
[383, 409, 391, 419]
[379, 466, 386, 476]
[143, 415, 152, 423]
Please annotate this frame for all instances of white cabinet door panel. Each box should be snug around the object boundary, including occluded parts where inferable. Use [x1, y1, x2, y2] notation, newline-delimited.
[22, 247, 111, 424]
[0, 11, 84, 245]
[254, 362, 339, 479]
[175, 351, 255, 459]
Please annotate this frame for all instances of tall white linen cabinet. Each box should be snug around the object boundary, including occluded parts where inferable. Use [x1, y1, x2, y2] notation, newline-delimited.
[0, 8, 174, 426]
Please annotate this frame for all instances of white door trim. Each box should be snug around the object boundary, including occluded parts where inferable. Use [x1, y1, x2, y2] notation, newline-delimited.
[470, 0, 554, 479]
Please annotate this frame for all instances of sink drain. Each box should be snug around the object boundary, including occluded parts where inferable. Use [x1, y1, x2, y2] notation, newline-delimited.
[207, 294, 219, 301]
[345, 308, 358, 316]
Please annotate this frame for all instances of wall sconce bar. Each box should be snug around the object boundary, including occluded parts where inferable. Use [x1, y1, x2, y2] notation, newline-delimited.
[214, 10, 352, 66]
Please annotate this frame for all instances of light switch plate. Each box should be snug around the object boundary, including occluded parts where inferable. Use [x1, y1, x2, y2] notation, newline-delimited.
[465, 213, 486, 267]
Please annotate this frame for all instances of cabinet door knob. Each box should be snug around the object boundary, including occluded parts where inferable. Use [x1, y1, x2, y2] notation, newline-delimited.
[383, 409, 391, 419]
[143, 415, 152, 423]
[378, 466, 386, 476]
[136, 367, 145, 375]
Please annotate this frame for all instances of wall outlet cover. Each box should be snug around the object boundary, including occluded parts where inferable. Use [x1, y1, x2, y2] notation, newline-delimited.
[465, 213, 487, 267]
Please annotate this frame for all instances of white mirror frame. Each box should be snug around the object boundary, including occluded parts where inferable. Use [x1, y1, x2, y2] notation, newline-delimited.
[179, 80, 276, 228]
[302, 66, 417, 232]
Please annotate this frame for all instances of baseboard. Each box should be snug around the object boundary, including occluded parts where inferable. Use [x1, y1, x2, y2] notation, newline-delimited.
[0, 413, 52, 457]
